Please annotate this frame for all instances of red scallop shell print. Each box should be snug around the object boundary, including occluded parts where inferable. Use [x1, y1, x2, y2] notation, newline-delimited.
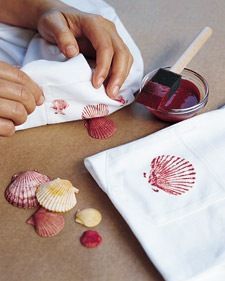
[145, 155, 196, 196]
[81, 104, 109, 119]
[51, 99, 69, 115]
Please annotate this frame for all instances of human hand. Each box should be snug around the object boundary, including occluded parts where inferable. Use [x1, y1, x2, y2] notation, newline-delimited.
[0, 62, 44, 137]
[37, 4, 133, 99]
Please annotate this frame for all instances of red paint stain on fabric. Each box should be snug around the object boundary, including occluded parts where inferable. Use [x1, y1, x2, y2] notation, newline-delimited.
[144, 155, 196, 196]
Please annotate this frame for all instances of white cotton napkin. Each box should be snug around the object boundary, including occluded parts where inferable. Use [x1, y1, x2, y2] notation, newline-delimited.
[0, 0, 143, 130]
[84, 107, 225, 281]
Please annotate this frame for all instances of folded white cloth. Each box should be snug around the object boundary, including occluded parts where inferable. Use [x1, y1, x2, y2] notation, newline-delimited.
[85, 107, 225, 281]
[0, 0, 143, 130]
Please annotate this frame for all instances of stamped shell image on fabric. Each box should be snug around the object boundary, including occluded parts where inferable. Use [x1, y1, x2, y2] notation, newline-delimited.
[81, 104, 109, 119]
[51, 99, 69, 115]
[144, 155, 196, 196]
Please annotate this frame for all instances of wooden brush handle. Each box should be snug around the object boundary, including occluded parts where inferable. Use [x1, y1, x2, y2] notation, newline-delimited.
[170, 26, 213, 74]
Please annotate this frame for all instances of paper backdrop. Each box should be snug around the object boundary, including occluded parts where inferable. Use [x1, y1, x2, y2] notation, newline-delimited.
[0, 0, 143, 130]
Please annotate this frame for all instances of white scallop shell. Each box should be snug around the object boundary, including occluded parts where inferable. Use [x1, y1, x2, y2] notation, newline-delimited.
[81, 104, 109, 119]
[75, 208, 102, 227]
[148, 155, 196, 196]
[5, 170, 50, 208]
[36, 178, 79, 212]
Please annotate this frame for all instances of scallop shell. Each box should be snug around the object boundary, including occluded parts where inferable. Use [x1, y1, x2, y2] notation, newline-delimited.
[82, 104, 109, 119]
[36, 178, 79, 212]
[5, 170, 50, 208]
[26, 207, 65, 238]
[84, 117, 116, 139]
[75, 208, 102, 227]
[147, 155, 196, 196]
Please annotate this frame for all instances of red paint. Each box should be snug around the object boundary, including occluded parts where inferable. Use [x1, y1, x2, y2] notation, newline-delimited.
[116, 96, 127, 105]
[80, 230, 102, 248]
[162, 79, 200, 110]
[144, 155, 196, 196]
[138, 79, 200, 110]
[137, 79, 201, 122]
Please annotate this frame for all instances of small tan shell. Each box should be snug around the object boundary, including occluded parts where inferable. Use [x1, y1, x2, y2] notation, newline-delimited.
[75, 208, 102, 227]
[36, 178, 79, 212]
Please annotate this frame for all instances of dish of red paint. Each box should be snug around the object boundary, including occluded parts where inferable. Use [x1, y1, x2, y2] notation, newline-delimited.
[136, 68, 209, 122]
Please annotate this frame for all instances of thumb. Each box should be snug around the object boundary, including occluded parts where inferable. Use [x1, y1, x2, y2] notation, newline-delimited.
[39, 11, 79, 58]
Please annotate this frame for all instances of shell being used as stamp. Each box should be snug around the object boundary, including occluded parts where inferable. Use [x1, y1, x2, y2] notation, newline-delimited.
[84, 117, 116, 139]
[51, 99, 69, 115]
[36, 178, 79, 212]
[147, 155, 196, 196]
[26, 207, 65, 238]
[5, 170, 50, 208]
[81, 104, 109, 119]
[75, 208, 102, 227]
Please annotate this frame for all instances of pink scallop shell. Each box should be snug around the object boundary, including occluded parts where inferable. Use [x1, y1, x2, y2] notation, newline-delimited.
[81, 104, 109, 119]
[26, 207, 65, 238]
[146, 155, 196, 196]
[51, 99, 69, 115]
[5, 171, 50, 208]
[84, 116, 117, 139]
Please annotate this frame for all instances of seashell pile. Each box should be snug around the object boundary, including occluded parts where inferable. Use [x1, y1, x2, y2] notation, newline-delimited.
[26, 207, 65, 238]
[36, 178, 79, 212]
[5, 171, 103, 245]
[75, 208, 102, 228]
[5, 170, 50, 208]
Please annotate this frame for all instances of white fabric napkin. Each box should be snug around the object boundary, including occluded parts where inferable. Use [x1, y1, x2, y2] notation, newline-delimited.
[0, 0, 143, 130]
[84, 107, 225, 281]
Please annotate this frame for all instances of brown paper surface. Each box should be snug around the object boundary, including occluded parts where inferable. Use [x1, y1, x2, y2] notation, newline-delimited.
[1, 1, 225, 281]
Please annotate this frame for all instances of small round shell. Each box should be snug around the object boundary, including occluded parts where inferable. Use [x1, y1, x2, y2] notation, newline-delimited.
[36, 178, 79, 212]
[75, 208, 102, 227]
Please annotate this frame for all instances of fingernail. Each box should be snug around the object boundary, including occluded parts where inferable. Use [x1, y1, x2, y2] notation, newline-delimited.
[111, 86, 120, 98]
[66, 45, 78, 57]
[96, 77, 104, 88]
[37, 95, 45, 106]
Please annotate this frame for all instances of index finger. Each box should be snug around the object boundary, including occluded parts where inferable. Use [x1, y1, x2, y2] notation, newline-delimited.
[0, 62, 44, 105]
[80, 17, 114, 88]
